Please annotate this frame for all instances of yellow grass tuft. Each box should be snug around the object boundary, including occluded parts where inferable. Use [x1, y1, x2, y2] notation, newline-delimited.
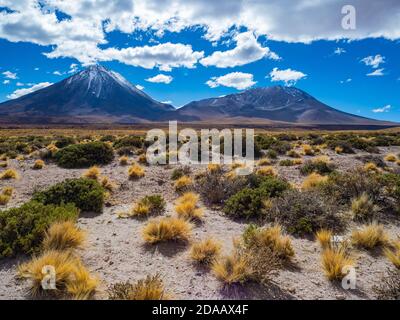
[207, 163, 222, 173]
[350, 193, 376, 221]
[131, 202, 151, 217]
[138, 154, 148, 165]
[0, 161, 7, 168]
[211, 254, 250, 285]
[174, 175, 193, 192]
[142, 217, 192, 244]
[128, 164, 145, 179]
[32, 159, 45, 170]
[315, 229, 333, 249]
[18, 250, 98, 299]
[2, 186, 13, 196]
[351, 222, 389, 249]
[190, 238, 222, 264]
[384, 240, 400, 269]
[363, 162, 380, 173]
[0, 169, 19, 180]
[83, 166, 101, 180]
[175, 192, 203, 220]
[384, 153, 397, 162]
[256, 166, 277, 177]
[0, 194, 10, 205]
[321, 247, 354, 281]
[396, 160, 400, 166]
[301, 172, 328, 190]
[302, 144, 314, 156]
[257, 158, 271, 166]
[100, 176, 116, 191]
[335, 146, 343, 154]
[230, 162, 245, 170]
[293, 158, 303, 165]
[119, 156, 129, 166]
[42, 221, 86, 251]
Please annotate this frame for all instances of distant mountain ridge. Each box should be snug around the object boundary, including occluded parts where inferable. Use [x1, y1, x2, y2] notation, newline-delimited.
[0, 65, 396, 126]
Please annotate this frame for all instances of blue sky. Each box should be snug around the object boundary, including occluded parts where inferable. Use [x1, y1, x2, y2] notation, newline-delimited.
[0, 0, 399, 121]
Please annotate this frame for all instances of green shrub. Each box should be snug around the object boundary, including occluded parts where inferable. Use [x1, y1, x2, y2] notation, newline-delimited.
[326, 140, 354, 154]
[300, 160, 335, 175]
[55, 142, 114, 168]
[140, 195, 166, 215]
[266, 150, 278, 159]
[54, 136, 76, 148]
[279, 159, 295, 166]
[113, 136, 143, 149]
[33, 178, 105, 213]
[0, 201, 79, 258]
[265, 189, 344, 236]
[171, 166, 191, 180]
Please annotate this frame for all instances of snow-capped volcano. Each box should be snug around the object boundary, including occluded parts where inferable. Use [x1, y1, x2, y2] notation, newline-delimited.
[0, 64, 174, 123]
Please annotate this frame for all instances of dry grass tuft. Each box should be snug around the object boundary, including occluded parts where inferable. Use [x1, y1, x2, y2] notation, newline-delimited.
[315, 229, 333, 249]
[18, 250, 98, 299]
[302, 144, 314, 156]
[257, 158, 271, 166]
[351, 222, 389, 249]
[0, 161, 8, 168]
[142, 217, 192, 244]
[174, 175, 193, 192]
[2, 186, 13, 196]
[350, 193, 377, 221]
[321, 246, 354, 281]
[42, 221, 86, 251]
[100, 176, 116, 191]
[363, 162, 380, 173]
[119, 156, 129, 166]
[190, 238, 222, 265]
[175, 192, 204, 220]
[0, 169, 19, 180]
[256, 166, 277, 177]
[0, 194, 10, 205]
[384, 240, 400, 269]
[207, 163, 222, 173]
[83, 166, 101, 180]
[384, 154, 397, 162]
[108, 274, 169, 300]
[211, 253, 250, 285]
[138, 154, 148, 165]
[301, 172, 328, 190]
[335, 146, 344, 154]
[128, 164, 145, 179]
[32, 159, 45, 170]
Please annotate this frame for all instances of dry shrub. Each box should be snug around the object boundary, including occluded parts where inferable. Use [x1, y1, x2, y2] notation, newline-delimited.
[243, 224, 294, 261]
[142, 217, 192, 244]
[384, 240, 400, 269]
[190, 238, 222, 265]
[42, 221, 86, 251]
[175, 192, 204, 220]
[301, 172, 328, 190]
[0, 169, 19, 180]
[128, 164, 145, 179]
[174, 175, 193, 193]
[321, 246, 354, 281]
[351, 222, 389, 249]
[108, 274, 169, 300]
[315, 229, 333, 249]
[257, 158, 271, 166]
[385, 154, 397, 162]
[119, 156, 129, 166]
[32, 159, 45, 170]
[350, 193, 377, 221]
[83, 166, 101, 180]
[18, 250, 98, 299]
[256, 166, 277, 177]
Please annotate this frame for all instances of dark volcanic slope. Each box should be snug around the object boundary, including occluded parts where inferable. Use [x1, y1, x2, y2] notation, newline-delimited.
[0, 65, 174, 123]
[177, 86, 390, 125]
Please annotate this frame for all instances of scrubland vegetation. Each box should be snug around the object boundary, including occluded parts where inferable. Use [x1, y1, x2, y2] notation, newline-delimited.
[1, 129, 400, 300]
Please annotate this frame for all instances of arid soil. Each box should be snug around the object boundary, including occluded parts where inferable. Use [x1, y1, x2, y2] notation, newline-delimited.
[1, 146, 399, 300]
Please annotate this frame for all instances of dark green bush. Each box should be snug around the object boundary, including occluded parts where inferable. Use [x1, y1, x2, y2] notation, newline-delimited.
[266, 149, 278, 159]
[33, 178, 105, 213]
[0, 201, 79, 258]
[326, 140, 354, 153]
[300, 160, 335, 175]
[265, 189, 344, 236]
[54, 136, 76, 148]
[113, 136, 143, 149]
[55, 142, 114, 168]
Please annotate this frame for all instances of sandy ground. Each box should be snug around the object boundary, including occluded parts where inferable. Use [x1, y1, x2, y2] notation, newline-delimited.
[0, 146, 399, 300]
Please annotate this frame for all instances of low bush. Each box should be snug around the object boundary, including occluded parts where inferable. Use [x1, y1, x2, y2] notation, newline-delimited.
[0, 201, 79, 257]
[190, 238, 222, 265]
[55, 142, 114, 168]
[300, 159, 335, 175]
[108, 274, 169, 300]
[33, 178, 105, 213]
[142, 217, 192, 244]
[113, 136, 143, 149]
[54, 137, 76, 149]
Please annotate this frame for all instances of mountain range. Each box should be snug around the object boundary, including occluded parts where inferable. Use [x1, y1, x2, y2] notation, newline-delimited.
[0, 65, 395, 127]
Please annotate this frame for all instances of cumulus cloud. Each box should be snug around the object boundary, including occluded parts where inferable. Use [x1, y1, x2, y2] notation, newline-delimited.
[6, 82, 53, 99]
[2, 71, 17, 79]
[1, 1, 400, 66]
[146, 74, 173, 84]
[206, 72, 256, 90]
[367, 68, 385, 77]
[269, 67, 307, 86]
[361, 54, 385, 68]
[200, 31, 279, 68]
[372, 105, 391, 113]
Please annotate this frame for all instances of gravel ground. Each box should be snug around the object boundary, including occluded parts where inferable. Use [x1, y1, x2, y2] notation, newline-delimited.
[0, 146, 399, 300]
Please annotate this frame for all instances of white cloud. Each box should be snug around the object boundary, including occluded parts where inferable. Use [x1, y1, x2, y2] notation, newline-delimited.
[146, 74, 173, 84]
[361, 55, 385, 69]
[372, 105, 391, 113]
[340, 78, 352, 84]
[7, 82, 53, 99]
[3, 80, 10, 84]
[206, 72, 256, 90]
[334, 47, 346, 55]
[16, 82, 24, 86]
[135, 84, 144, 90]
[34, 67, 39, 71]
[53, 70, 63, 76]
[68, 63, 79, 74]
[2, 71, 17, 79]
[1, 1, 400, 66]
[200, 31, 279, 68]
[367, 68, 385, 77]
[269, 67, 307, 86]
